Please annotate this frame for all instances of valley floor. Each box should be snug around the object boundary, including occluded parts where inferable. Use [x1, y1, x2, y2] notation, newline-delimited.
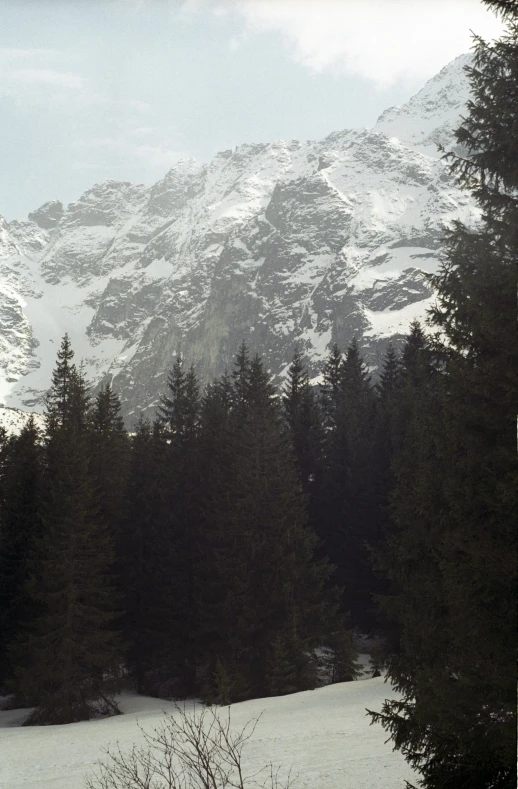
[0, 675, 415, 789]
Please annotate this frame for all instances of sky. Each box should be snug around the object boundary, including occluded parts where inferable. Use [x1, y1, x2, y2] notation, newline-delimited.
[0, 0, 503, 220]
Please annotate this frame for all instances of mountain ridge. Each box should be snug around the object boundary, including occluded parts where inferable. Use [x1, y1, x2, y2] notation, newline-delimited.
[0, 54, 478, 422]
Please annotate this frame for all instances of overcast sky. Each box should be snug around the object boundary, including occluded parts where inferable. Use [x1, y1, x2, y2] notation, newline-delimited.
[0, 0, 502, 220]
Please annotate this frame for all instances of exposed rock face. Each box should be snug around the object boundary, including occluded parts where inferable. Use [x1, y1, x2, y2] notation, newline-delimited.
[28, 200, 63, 230]
[0, 55, 479, 422]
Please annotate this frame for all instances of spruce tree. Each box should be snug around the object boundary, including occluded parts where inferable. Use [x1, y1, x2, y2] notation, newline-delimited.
[121, 416, 177, 695]
[159, 358, 202, 695]
[282, 348, 324, 496]
[196, 374, 235, 669]
[0, 418, 43, 686]
[318, 340, 377, 630]
[319, 342, 344, 429]
[89, 383, 130, 540]
[12, 341, 122, 724]
[327, 627, 362, 684]
[202, 349, 334, 701]
[370, 8, 518, 786]
[370, 344, 403, 643]
[373, 344, 402, 523]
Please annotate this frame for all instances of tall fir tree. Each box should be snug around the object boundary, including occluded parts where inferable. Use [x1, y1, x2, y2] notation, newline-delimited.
[319, 342, 344, 430]
[196, 373, 235, 671]
[202, 349, 335, 701]
[370, 7, 518, 786]
[0, 418, 43, 686]
[159, 358, 202, 695]
[12, 341, 122, 724]
[338, 339, 377, 630]
[372, 344, 402, 528]
[120, 416, 178, 695]
[89, 384, 130, 555]
[282, 348, 324, 496]
[317, 340, 377, 630]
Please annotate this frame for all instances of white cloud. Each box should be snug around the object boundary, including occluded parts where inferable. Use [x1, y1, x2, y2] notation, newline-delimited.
[0, 48, 152, 114]
[125, 99, 152, 114]
[77, 127, 186, 173]
[5, 68, 88, 91]
[0, 47, 98, 103]
[219, 0, 504, 87]
[0, 48, 60, 62]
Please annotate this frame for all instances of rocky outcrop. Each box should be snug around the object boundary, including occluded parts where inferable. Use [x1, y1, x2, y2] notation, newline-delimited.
[0, 55, 478, 422]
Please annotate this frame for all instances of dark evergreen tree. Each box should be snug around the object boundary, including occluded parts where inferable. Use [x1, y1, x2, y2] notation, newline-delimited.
[326, 627, 362, 684]
[230, 340, 252, 416]
[202, 349, 334, 701]
[45, 332, 74, 428]
[268, 629, 318, 697]
[319, 342, 344, 429]
[370, 8, 518, 786]
[196, 374, 235, 669]
[120, 416, 177, 695]
[372, 321, 444, 655]
[89, 384, 130, 549]
[370, 344, 403, 643]
[282, 348, 324, 496]
[159, 358, 202, 695]
[337, 339, 377, 629]
[11, 341, 122, 724]
[373, 344, 402, 530]
[317, 340, 377, 630]
[0, 418, 43, 685]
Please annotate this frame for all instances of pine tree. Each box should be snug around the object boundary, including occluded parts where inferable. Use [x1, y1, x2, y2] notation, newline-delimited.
[121, 416, 178, 695]
[282, 348, 324, 496]
[0, 418, 43, 685]
[159, 358, 202, 695]
[268, 634, 299, 697]
[370, 344, 403, 644]
[317, 340, 377, 630]
[373, 344, 402, 524]
[202, 350, 334, 701]
[89, 384, 130, 550]
[328, 628, 362, 684]
[319, 342, 344, 429]
[196, 374, 235, 671]
[45, 332, 74, 429]
[12, 341, 122, 724]
[370, 9, 518, 786]
[373, 322, 444, 655]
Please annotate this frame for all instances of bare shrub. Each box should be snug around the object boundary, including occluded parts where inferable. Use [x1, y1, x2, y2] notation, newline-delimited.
[86, 704, 295, 789]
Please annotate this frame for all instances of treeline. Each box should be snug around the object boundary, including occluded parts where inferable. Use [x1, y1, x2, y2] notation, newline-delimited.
[0, 331, 399, 719]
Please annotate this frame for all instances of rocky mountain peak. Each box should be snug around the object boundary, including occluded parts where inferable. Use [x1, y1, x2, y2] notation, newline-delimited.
[0, 54, 480, 422]
[27, 200, 63, 230]
[374, 53, 472, 154]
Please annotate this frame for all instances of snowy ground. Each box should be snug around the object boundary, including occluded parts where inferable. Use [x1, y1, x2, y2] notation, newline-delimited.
[0, 675, 415, 789]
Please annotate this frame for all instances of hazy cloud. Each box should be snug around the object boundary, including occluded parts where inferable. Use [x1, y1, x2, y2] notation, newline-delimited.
[0, 47, 97, 103]
[196, 0, 503, 87]
[0, 47, 153, 113]
[76, 126, 186, 175]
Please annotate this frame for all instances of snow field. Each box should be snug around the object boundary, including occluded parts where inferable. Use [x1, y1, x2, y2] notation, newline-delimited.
[0, 677, 415, 789]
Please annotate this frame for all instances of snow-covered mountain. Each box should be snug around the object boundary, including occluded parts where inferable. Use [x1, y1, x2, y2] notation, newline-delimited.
[0, 54, 478, 422]
[0, 405, 45, 436]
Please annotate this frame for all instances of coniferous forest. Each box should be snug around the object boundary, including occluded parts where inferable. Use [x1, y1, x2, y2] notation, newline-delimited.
[0, 2, 516, 787]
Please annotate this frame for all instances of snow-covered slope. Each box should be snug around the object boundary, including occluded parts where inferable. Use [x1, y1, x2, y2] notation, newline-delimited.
[0, 679, 415, 789]
[0, 405, 45, 436]
[0, 55, 477, 421]
[374, 53, 473, 155]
